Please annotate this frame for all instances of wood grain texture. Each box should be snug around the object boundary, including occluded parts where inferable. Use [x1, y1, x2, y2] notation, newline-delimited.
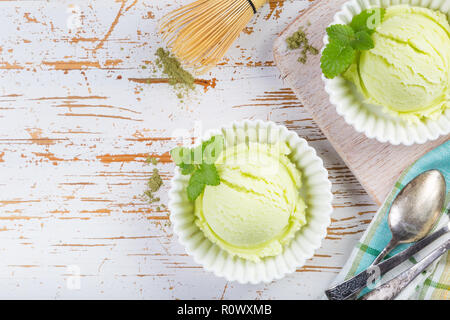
[0, 0, 379, 299]
[273, 0, 449, 205]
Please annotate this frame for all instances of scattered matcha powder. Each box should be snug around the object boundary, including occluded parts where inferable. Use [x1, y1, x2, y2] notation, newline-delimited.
[286, 26, 318, 64]
[143, 157, 163, 204]
[146, 156, 159, 166]
[154, 48, 195, 100]
[143, 157, 169, 226]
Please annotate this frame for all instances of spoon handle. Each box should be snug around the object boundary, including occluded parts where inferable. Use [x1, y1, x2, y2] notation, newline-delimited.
[342, 239, 399, 300]
[361, 238, 450, 300]
[372, 238, 398, 266]
[325, 225, 449, 300]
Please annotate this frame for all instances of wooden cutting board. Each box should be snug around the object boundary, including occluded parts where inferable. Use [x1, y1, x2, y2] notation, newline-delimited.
[273, 0, 449, 206]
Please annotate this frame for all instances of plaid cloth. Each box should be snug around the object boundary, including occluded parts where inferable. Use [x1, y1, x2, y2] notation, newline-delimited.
[329, 140, 450, 300]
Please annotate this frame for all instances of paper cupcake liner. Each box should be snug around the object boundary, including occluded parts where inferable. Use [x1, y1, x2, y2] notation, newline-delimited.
[168, 120, 333, 284]
[323, 0, 450, 145]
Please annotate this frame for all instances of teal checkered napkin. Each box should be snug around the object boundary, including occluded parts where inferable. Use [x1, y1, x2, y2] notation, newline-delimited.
[330, 140, 450, 300]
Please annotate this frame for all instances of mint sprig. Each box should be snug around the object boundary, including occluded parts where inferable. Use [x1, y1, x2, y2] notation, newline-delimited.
[326, 24, 355, 46]
[321, 42, 356, 79]
[321, 8, 385, 79]
[170, 135, 224, 201]
[350, 9, 384, 35]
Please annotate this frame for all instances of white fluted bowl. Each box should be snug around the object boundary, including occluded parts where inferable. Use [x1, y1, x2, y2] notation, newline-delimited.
[168, 120, 333, 284]
[323, 0, 450, 145]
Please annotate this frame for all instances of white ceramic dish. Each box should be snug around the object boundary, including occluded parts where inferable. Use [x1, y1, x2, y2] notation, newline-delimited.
[323, 0, 450, 145]
[168, 120, 333, 284]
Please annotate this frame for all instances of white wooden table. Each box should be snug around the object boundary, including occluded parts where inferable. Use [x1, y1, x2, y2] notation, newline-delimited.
[0, 0, 378, 299]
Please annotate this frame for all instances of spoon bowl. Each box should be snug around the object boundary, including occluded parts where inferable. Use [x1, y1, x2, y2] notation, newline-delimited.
[389, 169, 446, 244]
[372, 169, 446, 266]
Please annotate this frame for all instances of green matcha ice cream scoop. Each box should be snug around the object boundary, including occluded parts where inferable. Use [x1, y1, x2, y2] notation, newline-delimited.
[344, 5, 450, 121]
[194, 142, 307, 262]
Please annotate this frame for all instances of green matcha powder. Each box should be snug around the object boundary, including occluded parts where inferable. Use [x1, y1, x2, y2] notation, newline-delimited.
[286, 27, 319, 64]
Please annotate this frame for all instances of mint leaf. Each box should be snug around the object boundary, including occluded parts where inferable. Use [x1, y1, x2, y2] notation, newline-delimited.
[326, 24, 355, 46]
[186, 164, 219, 201]
[179, 163, 195, 175]
[350, 8, 385, 34]
[171, 146, 198, 175]
[321, 8, 383, 79]
[351, 31, 374, 50]
[199, 164, 220, 186]
[170, 135, 224, 201]
[187, 170, 206, 201]
[321, 42, 355, 79]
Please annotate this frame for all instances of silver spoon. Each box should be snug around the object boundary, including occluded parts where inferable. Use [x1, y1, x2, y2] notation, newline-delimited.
[326, 169, 446, 300]
[361, 232, 450, 300]
[325, 203, 449, 300]
[372, 170, 446, 265]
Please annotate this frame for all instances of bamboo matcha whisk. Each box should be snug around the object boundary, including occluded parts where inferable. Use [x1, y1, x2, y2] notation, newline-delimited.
[159, 0, 268, 73]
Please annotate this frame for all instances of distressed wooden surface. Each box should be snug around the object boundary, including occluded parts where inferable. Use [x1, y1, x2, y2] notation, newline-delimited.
[273, 0, 450, 206]
[0, 0, 378, 299]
